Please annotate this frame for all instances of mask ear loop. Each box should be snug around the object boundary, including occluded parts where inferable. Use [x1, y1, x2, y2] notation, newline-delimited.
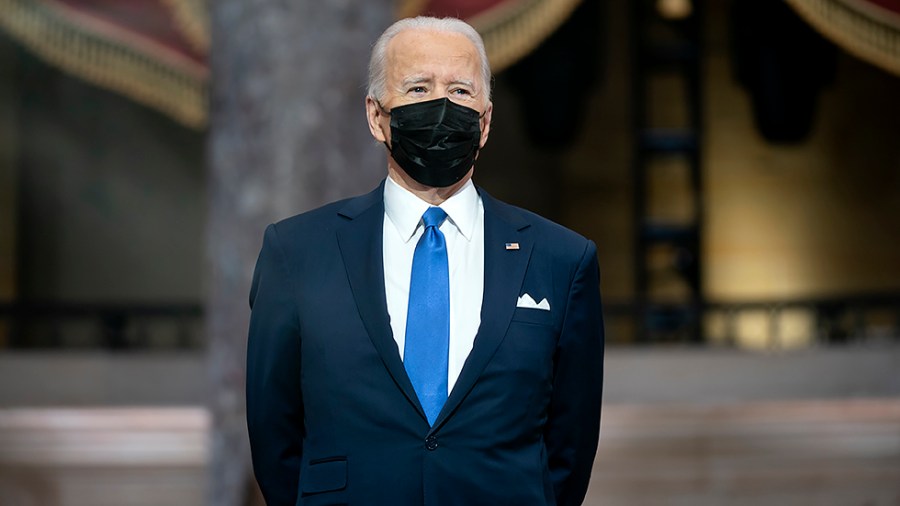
[375, 100, 392, 116]
[373, 100, 395, 155]
[475, 107, 488, 156]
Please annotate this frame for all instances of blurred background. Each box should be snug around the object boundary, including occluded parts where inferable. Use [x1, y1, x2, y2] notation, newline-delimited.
[0, 0, 898, 504]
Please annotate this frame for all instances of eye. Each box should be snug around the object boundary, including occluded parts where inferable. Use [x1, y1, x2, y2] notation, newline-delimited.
[450, 88, 472, 97]
[408, 86, 428, 94]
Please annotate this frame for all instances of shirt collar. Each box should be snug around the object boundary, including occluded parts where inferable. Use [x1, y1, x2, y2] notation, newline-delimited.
[384, 175, 479, 243]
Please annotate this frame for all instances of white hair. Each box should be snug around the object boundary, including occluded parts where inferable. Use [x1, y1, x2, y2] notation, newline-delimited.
[367, 17, 492, 104]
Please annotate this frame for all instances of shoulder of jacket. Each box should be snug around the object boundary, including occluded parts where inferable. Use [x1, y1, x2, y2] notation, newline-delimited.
[482, 190, 593, 254]
[271, 183, 384, 237]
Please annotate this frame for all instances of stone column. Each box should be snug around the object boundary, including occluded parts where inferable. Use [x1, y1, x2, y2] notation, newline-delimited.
[206, 2, 391, 505]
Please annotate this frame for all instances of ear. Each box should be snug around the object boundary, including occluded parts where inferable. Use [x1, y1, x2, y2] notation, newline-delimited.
[365, 96, 388, 143]
[478, 101, 493, 149]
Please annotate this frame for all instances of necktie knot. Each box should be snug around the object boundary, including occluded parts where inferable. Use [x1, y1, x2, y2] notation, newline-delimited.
[422, 207, 447, 230]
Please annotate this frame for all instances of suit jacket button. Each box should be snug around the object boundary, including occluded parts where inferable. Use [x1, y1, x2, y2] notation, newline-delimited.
[425, 435, 438, 451]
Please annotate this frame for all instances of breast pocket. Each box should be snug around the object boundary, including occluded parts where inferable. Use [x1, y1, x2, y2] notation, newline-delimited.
[494, 311, 558, 414]
[511, 306, 554, 327]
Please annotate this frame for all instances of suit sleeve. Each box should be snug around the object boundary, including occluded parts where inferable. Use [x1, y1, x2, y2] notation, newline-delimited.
[544, 240, 604, 506]
[246, 224, 304, 506]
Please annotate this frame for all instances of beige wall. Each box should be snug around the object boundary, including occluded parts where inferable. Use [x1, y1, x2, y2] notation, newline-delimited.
[705, 51, 900, 300]
[557, 0, 900, 303]
[12, 55, 205, 305]
[476, 0, 900, 346]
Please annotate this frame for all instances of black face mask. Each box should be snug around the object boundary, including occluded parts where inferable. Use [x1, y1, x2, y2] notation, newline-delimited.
[382, 98, 483, 188]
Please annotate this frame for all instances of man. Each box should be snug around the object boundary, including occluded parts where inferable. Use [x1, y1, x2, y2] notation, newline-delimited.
[247, 16, 604, 506]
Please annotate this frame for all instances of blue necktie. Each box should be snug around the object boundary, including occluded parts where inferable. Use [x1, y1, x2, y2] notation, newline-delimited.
[404, 207, 450, 426]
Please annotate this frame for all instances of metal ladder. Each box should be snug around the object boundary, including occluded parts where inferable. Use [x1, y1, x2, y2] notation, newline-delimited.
[630, 0, 705, 342]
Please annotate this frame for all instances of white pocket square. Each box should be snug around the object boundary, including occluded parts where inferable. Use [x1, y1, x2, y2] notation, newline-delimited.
[516, 293, 550, 311]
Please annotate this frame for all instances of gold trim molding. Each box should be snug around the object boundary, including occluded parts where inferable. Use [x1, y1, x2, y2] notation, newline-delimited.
[0, 0, 208, 128]
[160, 0, 210, 54]
[399, 0, 586, 73]
[0, 0, 595, 127]
[785, 0, 900, 76]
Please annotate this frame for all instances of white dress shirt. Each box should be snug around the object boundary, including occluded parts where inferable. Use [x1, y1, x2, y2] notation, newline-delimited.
[383, 175, 485, 394]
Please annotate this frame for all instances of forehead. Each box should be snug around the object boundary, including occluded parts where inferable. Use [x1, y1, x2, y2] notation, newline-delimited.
[385, 29, 481, 82]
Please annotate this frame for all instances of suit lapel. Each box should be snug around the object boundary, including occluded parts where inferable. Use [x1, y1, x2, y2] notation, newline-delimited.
[431, 189, 533, 431]
[335, 183, 426, 420]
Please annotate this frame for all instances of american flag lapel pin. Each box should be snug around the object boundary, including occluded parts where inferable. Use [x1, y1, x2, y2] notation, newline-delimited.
[505, 242, 520, 250]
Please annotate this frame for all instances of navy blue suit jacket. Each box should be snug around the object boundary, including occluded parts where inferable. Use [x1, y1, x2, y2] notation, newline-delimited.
[247, 182, 604, 506]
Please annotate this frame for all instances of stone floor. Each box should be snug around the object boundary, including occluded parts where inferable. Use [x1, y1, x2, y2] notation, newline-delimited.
[0, 408, 208, 506]
[588, 399, 900, 506]
[1, 399, 898, 506]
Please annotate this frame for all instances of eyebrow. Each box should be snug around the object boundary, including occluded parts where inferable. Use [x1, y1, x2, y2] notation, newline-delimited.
[449, 79, 475, 88]
[399, 76, 477, 89]
[401, 75, 434, 87]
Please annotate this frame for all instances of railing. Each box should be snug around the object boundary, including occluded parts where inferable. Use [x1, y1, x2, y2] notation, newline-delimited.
[605, 292, 900, 346]
[0, 301, 203, 349]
